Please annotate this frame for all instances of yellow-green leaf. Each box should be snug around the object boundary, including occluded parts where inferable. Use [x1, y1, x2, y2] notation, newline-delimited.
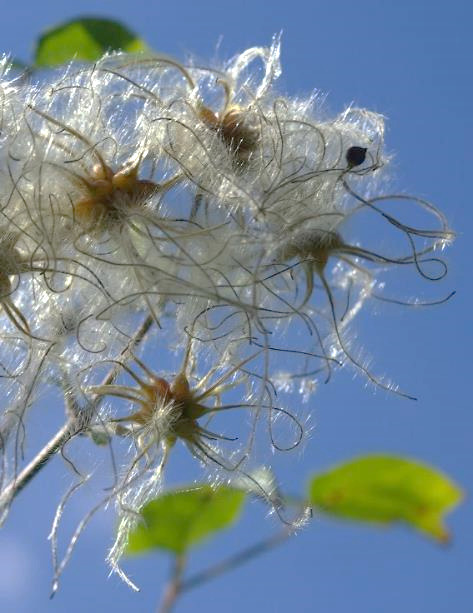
[127, 485, 246, 555]
[34, 17, 148, 67]
[309, 455, 463, 543]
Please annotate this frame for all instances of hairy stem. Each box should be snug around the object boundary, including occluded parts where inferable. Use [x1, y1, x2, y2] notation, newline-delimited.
[0, 315, 153, 515]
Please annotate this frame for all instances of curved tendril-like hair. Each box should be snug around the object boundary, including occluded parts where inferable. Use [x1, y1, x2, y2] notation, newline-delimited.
[0, 40, 454, 593]
[273, 214, 451, 399]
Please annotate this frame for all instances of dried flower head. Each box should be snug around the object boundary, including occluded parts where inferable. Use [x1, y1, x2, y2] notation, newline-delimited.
[0, 37, 454, 593]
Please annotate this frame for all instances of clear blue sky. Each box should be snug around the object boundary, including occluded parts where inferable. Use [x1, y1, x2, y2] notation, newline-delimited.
[0, 1, 471, 612]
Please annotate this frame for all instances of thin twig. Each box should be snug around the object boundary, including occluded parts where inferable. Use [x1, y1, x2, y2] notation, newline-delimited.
[159, 553, 187, 613]
[0, 315, 153, 513]
[182, 529, 290, 593]
[0, 420, 78, 508]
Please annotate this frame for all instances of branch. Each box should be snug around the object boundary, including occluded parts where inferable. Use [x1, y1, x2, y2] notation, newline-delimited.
[182, 529, 290, 593]
[0, 314, 153, 514]
[158, 553, 187, 613]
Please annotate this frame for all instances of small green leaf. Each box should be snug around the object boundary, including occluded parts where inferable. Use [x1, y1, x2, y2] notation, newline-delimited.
[309, 455, 463, 542]
[34, 17, 148, 67]
[127, 485, 246, 555]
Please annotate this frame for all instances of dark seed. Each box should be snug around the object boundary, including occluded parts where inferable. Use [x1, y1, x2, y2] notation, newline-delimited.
[346, 146, 367, 167]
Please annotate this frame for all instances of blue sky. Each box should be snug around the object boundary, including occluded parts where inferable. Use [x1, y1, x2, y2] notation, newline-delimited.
[0, 1, 471, 612]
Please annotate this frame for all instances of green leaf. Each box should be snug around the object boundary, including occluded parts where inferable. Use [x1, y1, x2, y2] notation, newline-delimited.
[309, 455, 463, 543]
[127, 485, 246, 555]
[34, 17, 148, 67]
